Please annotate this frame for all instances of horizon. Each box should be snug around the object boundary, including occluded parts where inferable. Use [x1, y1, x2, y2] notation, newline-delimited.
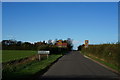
[2, 2, 118, 50]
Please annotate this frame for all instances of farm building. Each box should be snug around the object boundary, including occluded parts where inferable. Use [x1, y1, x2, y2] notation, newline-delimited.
[56, 40, 67, 48]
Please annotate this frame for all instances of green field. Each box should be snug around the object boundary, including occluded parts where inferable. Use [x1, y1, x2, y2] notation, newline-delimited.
[2, 50, 37, 62]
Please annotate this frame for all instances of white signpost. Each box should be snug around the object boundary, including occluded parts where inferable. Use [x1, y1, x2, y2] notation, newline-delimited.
[38, 51, 50, 61]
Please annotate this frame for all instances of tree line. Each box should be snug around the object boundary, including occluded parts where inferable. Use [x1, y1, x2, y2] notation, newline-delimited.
[1, 38, 73, 54]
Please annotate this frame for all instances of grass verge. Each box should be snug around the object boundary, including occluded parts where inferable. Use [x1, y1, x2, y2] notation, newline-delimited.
[80, 51, 120, 73]
[2, 54, 62, 80]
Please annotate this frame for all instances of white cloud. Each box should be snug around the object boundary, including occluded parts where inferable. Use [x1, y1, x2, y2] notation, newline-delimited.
[72, 40, 81, 50]
[72, 40, 81, 44]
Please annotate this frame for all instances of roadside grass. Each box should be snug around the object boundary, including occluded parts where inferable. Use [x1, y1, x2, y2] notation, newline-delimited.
[80, 44, 120, 73]
[81, 52, 120, 73]
[2, 54, 62, 80]
[2, 50, 37, 62]
[0, 50, 2, 62]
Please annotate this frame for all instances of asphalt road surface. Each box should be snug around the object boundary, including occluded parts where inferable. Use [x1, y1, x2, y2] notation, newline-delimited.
[38, 51, 120, 80]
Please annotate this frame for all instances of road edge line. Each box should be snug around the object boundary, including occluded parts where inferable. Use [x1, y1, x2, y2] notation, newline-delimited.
[83, 55, 120, 76]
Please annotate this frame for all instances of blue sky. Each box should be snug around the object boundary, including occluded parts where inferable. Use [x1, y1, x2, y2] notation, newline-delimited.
[2, 0, 119, 2]
[2, 2, 118, 49]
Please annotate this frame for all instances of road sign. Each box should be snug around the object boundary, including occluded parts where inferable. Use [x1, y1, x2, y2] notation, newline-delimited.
[38, 51, 50, 54]
[38, 51, 50, 61]
[85, 40, 89, 48]
[85, 40, 89, 44]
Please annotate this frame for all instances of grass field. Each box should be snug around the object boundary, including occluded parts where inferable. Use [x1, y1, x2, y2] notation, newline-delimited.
[2, 50, 37, 62]
[2, 54, 62, 80]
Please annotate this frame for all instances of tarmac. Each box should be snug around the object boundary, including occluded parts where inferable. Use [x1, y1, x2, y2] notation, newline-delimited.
[39, 51, 120, 80]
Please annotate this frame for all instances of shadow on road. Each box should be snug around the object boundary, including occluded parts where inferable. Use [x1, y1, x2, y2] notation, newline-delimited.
[40, 76, 120, 80]
[36, 51, 120, 80]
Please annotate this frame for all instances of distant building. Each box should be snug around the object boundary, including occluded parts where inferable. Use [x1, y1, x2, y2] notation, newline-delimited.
[56, 40, 67, 48]
[62, 43, 67, 47]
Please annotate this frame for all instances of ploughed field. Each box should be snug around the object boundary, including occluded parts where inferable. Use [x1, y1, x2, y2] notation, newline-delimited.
[2, 50, 37, 63]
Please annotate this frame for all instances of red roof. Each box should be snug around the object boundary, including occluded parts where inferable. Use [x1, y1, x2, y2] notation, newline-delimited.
[62, 43, 67, 46]
[56, 43, 67, 47]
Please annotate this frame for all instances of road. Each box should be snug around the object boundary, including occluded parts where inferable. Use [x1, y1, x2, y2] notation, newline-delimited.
[38, 51, 120, 80]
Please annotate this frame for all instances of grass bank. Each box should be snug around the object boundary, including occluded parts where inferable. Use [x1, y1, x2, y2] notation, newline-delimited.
[2, 54, 62, 80]
[82, 52, 119, 73]
[81, 43, 120, 73]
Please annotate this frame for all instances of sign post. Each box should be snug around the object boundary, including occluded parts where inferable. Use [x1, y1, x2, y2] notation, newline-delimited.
[85, 40, 89, 48]
[38, 51, 50, 61]
[39, 55, 41, 61]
